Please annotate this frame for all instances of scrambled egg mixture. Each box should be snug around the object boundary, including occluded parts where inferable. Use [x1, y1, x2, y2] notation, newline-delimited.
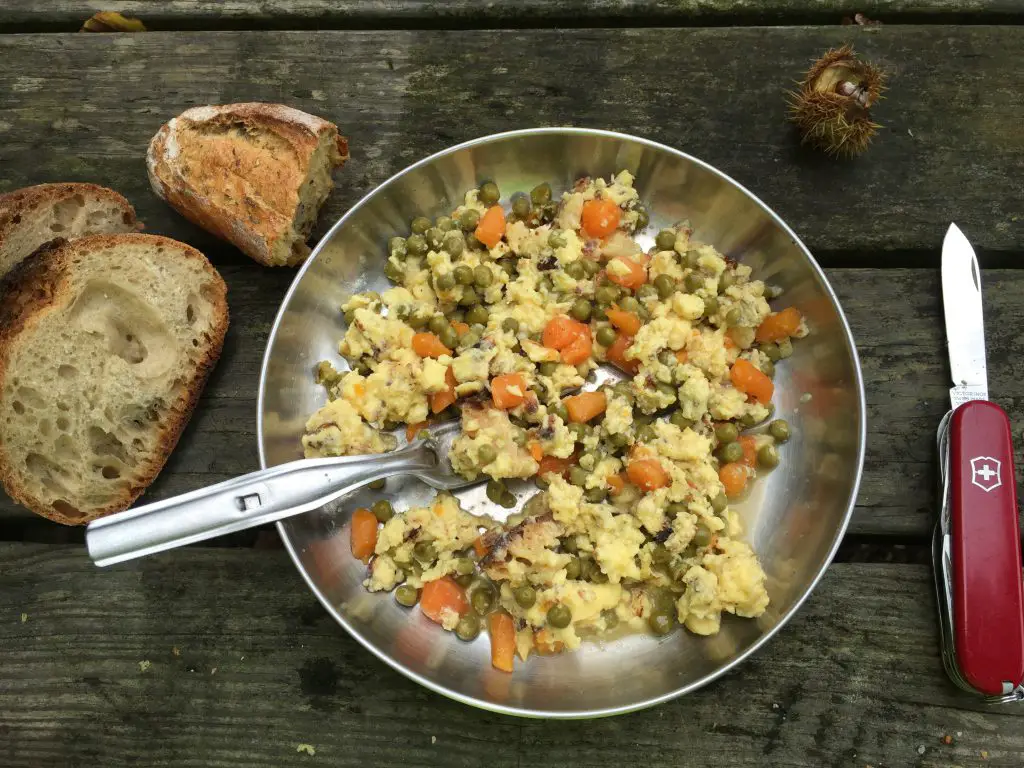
[304, 173, 806, 670]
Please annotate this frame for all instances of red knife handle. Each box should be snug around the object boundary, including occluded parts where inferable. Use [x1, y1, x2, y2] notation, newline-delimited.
[950, 400, 1024, 695]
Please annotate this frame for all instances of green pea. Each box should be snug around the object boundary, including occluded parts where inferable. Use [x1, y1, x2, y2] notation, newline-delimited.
[667, 502, 688, 517]
[634, 207, 650, 231]
[538, 361, 558, 376]
[439, 326, 459, 349]
[368, 479, 386, 491]
[568, 466, 589, 487]
[636, 284, 658, 302]
[501, 317, 520, 334]
[648, 610, 674, 636]
[594, 326, 617, 347]
[653, 274, 676, 299]
[453, 265, 474, 286]
[454, 573, 475, 588]
[371, 499, 393, 522]
[769, 419, 791, 442]
[424, 227, 443, 250]
[514, 584, 537, 609]
[472, 265, 493, 288]
[719, 271, 735, 291]
[384, 261, 403, 283]
[547, 604, 572, 629]
[442, 231, 465, 257]
[545, 229, 568, 250]
[389, 236, 407, 257]
[506, 513, 525, 528]
[570, 298, 593, 322]
[765, 284, 784, 299]
[414, 540, 437, 564]
[478, 445, 497, 465]
[606, 432, 629, 449]
[585, 486, 608, 503]
[715, 423, 739, 444]
[761, 359, 776, 378]
[758, 444, 780, 468]
[455, 613, 481, 641]
[486, 479, 506, 504]
[725, 306, 743, 326]
[413, 310, 434, 329]
[511, 194, 531, 220]
[403, 234, 426, 258]
[534, 475, 550, 490]
[759, 342, 782, 362]
[636, 424, 656, 443]
[464, 305, 488, 326]
[711, 493, 728, 515]
[479, 181, 500, 206]
[471, 585, 496, 615]
[683, 250, 700, 269]
[694, 526, 713, 548]
[395, 585, 420, 607]
[436, 215, 455, 232]
[595, 286, 620, 306]
[670, 411, 693, 429]
[718, 441, 744, 464]
[550, 403, 569, 422]
[563, 261, 585, 280]
[684, 272, 704, 293]
[530, 183, 552, 205]
[582, 259, 602, 277]
[619, 296, 640, 313]
[410, 216, 431, 235]
[459, 286, 480, 306]
[652, 544, 672, 565]
[565, 556, 582, 579]
[655, 230, 676, 251]
[777, 338, 794, 359]
[570, 422, 591, 440]
[436, 273, 456, 291]
[460, 209, 480, 231]
[703, 296, 719, 317]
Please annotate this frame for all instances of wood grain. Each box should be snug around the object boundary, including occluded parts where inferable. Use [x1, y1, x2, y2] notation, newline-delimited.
[5, 265, 1024, 540]
[0, 543, 1019, 767]
[0, 1, 1016, 31]
[0, 28, 1020, 254]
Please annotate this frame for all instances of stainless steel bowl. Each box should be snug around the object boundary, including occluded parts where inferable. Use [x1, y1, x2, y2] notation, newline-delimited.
[258, 128, 866, 718]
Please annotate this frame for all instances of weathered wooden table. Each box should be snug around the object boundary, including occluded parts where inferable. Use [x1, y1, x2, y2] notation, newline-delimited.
[2, 2, 1023, 766]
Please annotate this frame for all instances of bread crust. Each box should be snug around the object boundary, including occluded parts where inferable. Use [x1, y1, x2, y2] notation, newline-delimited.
[147, 103, 348, 267]
[0, 233, 229, 525]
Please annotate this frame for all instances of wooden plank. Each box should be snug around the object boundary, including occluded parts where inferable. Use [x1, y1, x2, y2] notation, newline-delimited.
[0, 1, 1017, 31]
[0, 544, 1019, 767]
[5, 265, 1024, 540]
[0, 28, 1020, 254]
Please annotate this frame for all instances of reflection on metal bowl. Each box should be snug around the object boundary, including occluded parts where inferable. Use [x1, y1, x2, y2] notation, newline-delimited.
[258, 128, 865, 718]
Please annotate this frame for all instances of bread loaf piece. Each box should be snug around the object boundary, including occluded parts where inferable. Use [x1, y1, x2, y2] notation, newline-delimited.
[0, 234, 228, 524]
[0, 183, 138, 279]
[147, 103, 349, 267]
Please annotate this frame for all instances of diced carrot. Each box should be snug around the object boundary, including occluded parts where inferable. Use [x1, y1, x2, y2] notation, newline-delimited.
[489, 611, 516, 673]
[492, 373, 528, 409]
[581, 198, 622, 238]
[420, 576, 469, 625]
[473, 535, 490, 558]
[675, 349, 689, 364]
[406, 421, 428, 441]
[475, 205, 506, 249]
[738, 435, 757, 468]
[626, 458, 670, 492]
[719, 462, 750, 498]
[730, 358, 774, 404]
[542, 315, 588, 350]
[430, 366, 458, 413]
[755, 307, 802, 343]
[605, 257, 647, 290]
[563, 391, 607, 423]
[350, 508, 378, 563]
[528, 440, 544, 462]
[606, 306, 642, 336]
[536, 453, 578, 478]
[534, 629, 564, 655]
[606, 334, 640, 375]
[451, 321, 470, 337]
[606, 472, 626, 496]
[559, 328, 592, 365]
[412, 332, 451, 358]
[723, 334, 737, 350]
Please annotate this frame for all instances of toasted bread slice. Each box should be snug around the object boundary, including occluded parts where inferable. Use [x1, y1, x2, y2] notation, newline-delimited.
[0, 183, 138, 279]
[146, 103, 349, 267]
[0, 234, 228, 525]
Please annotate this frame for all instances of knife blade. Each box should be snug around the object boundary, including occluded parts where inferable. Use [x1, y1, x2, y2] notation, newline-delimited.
[941, 223, 1024, 697]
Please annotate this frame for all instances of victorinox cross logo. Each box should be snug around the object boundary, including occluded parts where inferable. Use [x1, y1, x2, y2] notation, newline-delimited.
[970, 456, 1002, 493]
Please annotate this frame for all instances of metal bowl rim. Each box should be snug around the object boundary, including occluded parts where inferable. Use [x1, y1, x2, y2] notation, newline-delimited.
[256, 126, 867, 719]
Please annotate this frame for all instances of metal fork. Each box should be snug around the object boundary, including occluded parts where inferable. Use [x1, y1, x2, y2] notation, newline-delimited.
[85, 421, 474, 567]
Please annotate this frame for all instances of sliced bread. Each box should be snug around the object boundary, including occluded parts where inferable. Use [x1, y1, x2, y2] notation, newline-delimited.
[0, 233, 228, 525]
[0, 182, 139, 279]
[147, 102, 349, 267]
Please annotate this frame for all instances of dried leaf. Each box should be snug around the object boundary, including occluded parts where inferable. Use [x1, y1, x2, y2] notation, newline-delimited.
[81, 11, 146, 33]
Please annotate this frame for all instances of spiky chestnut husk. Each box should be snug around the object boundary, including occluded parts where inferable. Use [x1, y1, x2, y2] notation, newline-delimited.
[788, 45, 886, 157]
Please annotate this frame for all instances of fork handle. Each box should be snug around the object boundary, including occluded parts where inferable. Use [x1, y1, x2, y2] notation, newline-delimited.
[85, 443, 435, 567]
